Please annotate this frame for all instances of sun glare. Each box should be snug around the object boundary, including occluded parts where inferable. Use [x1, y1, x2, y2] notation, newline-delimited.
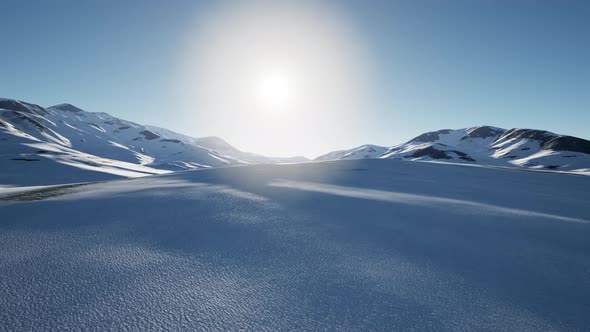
[256, 73, 290, 109]
[182, 1, 372, 155]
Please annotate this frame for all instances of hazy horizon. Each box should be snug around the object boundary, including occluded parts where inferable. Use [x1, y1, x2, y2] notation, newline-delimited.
[2, 0, 589, 158]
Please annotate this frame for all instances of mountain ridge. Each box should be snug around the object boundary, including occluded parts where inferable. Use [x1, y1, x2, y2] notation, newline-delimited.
[0, 98, 308, 185]
[316, 125, 590, 174]
[2, 97, 589, 186]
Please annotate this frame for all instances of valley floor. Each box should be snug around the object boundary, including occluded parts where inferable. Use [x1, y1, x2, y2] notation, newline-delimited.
[1, 159, 589, 331]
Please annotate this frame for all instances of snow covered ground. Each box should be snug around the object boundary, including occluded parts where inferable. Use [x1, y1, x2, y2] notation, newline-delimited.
[1, 159, 589, 331]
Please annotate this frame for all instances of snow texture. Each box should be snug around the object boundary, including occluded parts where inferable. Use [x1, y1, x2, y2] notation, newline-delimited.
[1, 159, 589, 331]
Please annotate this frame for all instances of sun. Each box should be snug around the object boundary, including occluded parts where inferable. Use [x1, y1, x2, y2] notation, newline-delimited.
[255, 73, 290, 109]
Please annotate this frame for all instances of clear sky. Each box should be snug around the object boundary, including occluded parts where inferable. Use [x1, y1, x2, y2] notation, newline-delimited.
[1, 0, 589, 158]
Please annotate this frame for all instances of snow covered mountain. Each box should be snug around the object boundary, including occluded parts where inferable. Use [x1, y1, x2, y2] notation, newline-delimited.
[144, 128, 308, 164]
[2, 100, 589, 330]
[317, 126, 590, 174]
[0, 98, 308, 186]
[1, 159, 589, 330]
[314, 144, 388, 161]
[3, 97, 588, 187]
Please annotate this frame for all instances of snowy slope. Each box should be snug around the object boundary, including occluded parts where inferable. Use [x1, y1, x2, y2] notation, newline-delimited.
[315, 144, 388, 161]
[1, 159, 589, 330]
[43, 103, 245, 168]
[318, 126, 590, 174]
[145, 128, 309, 164]
[0, 105, 168, 186]
[381, 126, 511, 165]
[0, 98, 307, 185]
[143, 127, 269, 164]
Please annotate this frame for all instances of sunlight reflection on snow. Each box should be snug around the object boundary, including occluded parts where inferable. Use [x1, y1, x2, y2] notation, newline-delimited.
[269, 179, 589, 224]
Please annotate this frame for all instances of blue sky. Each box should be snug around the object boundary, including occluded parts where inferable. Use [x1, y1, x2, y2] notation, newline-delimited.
[1, 0, 589, 157]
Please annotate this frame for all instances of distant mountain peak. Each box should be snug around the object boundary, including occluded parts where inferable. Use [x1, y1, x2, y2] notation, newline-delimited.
[463, 126, 505, 139]
[317, 126, 590, 174]
[0, 98, 47, 116]
[48, 103, 84, 113]
[0, 97, 309, 185]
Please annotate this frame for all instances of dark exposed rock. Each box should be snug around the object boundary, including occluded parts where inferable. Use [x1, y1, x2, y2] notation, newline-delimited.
[0, 182, 91, 201]
[160, 138, 182, 144]
[408, 146, 476, 162]
[139, 130, 160, 140]
[0, 99, 47, 116]
[541, 136, 590, 154]
[411, 146, 452, 160]
[501, 128, 554, 141]
[103, 118, 128, 127]
[497, 128, 590, 154]
[11, 158, 41, 161]
[89, 123, 105, 132]
[409, 129, 452, 143]
[51, 103, 83, 113]
[118, 126, 130, 130]
[1, 111, 47, 131]
[80, 160, 101, 167]
[385, 147, 402, 154]
[450, 150, 476, 162]
[462, 126, 504, 140]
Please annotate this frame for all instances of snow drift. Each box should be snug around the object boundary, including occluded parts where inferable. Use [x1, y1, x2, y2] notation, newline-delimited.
[1, 159, 589, 330]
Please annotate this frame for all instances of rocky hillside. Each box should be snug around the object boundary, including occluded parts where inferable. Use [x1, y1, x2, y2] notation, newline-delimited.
[0, 98, 307, 185]
[317, 126, 590, 174]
